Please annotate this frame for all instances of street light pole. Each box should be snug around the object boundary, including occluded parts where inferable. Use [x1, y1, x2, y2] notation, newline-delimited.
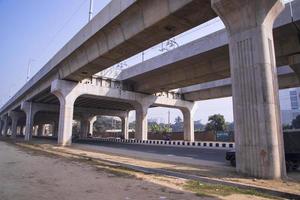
[26, 59, 35, 82]
[89, 0, 94, 21]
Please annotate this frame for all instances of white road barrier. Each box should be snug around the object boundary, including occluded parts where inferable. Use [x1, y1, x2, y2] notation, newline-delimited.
[91, 138, 235, 149]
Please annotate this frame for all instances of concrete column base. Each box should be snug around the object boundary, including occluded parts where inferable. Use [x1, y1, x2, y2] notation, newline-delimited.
[21, 102, 36, 141]
[37, 124, 44, 136]
[8, 111, 23, 139]
[182, 108, 195, 142]
[89, 116, 97, 137]
[135, 106, 149, 141]
[212, 0, 286, 179]
[1, 115, 8, 137]
[80, 119, 90, 139]
[51, 80, 78, 146]
[121, 113, 129, 140]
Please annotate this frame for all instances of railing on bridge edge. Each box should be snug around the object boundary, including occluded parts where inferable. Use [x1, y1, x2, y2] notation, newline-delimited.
[84, 137, 235, 149]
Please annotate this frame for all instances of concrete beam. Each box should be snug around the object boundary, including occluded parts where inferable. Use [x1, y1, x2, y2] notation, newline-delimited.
[289, 54, 300, 80]
[89, 116, 97, 137]
[119, 1, 300, 93]
[182, 66, 300, 101]
[51, 79, 195, 144]
[0, 0, 217, 115]
[51, 79, 195, 111]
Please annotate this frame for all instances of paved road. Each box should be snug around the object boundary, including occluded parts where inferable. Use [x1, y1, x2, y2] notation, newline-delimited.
[73, 139, 230, 167]
[29, 137, 230, 167]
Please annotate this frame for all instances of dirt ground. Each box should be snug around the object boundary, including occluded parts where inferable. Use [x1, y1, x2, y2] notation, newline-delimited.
[0, 140, 292, 200]
[0, 141, 210, 200]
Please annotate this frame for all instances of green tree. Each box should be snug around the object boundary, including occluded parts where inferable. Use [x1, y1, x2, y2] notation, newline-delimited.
[292, 115, 300, 129]
[159, 123, 171, 133]
[149, 123, 160, 133]
[205, 114, 226, 132]
[225, 122, 234, 131]
[174, 116, 182, 124]
[172, 116, 183, 132]
[283, 124, 292, 130]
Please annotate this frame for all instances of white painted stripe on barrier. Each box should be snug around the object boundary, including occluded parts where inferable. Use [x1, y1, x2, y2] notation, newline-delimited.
[92, 138, 235, 149]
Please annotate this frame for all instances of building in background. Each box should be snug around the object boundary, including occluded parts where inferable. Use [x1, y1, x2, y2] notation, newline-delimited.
[279, 88, 300, 125]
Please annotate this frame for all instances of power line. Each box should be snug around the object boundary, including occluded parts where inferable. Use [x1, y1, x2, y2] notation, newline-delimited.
[36, 0, 88, 65]
[89, 0, 94, 21]
[4, 0, 89, 107]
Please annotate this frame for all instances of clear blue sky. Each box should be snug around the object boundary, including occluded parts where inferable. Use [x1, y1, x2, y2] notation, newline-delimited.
[0, 0, 235, 124]
[0, 0, 109, 100]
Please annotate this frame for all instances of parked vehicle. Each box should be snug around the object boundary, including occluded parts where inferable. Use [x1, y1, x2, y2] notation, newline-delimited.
[226, 130, 300, 171]
[225, 150, 236, 167]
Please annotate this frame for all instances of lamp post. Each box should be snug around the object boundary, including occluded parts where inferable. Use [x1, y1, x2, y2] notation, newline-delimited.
[89, 0, 93, 21]
[26, 59, 35, 82]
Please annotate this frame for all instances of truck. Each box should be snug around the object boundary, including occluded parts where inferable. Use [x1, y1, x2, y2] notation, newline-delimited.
[225, 130, 300, 171]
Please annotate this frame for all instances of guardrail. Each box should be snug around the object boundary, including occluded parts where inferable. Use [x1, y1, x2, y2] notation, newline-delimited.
[85, 138, 235, 149]
[29, 136, 235, 149]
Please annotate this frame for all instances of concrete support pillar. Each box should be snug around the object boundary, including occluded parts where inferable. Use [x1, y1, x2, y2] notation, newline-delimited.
[52, 121, 58, 137]
[43, 125, 47, 136]
[80, 119, 90, 139]
[17, 126, 21, 135]
[20, 126, 24, 136]
[21, 102, 36, 141]
[57, 99, 74, 145]
[8, 111, 23, 139]
[1, 115, 9, 137]
[79, 114, 95, 139]
[182, 108, 195, 142]
[33, 126, 38, 136]
[51, 80, 78, 146]
[121, 113, 129, 140]
[89, 116, 97, 137]
[212, 0, 286, 179]
[0, 120, 3, 136]
[7, 126, 11, 136]
[135, 105, 149, 141]
[37, 124, 44, 136]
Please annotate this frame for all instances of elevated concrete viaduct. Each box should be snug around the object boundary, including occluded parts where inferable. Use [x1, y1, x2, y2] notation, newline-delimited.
[1, 0, 298, 179]
[0, 0, 216, 116]
[181, 66, 300, 101]
[1, 76, 195, 146]
[118, 1, 300, 93]
[50, 79, 195, 146]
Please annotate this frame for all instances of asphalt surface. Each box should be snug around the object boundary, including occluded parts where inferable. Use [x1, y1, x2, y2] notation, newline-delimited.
[25, 137, 230, 167]
[73, 139, 229, 167]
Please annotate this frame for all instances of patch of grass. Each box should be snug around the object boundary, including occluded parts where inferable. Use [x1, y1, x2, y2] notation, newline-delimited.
[184, 180, 280, 199]
[101, 166, 136, 178]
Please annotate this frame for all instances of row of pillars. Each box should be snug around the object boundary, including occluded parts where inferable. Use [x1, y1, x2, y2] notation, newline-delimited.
[78, 115, 129, 139]
[0, 104, 194, 144]
[0, 115, 59, 139]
